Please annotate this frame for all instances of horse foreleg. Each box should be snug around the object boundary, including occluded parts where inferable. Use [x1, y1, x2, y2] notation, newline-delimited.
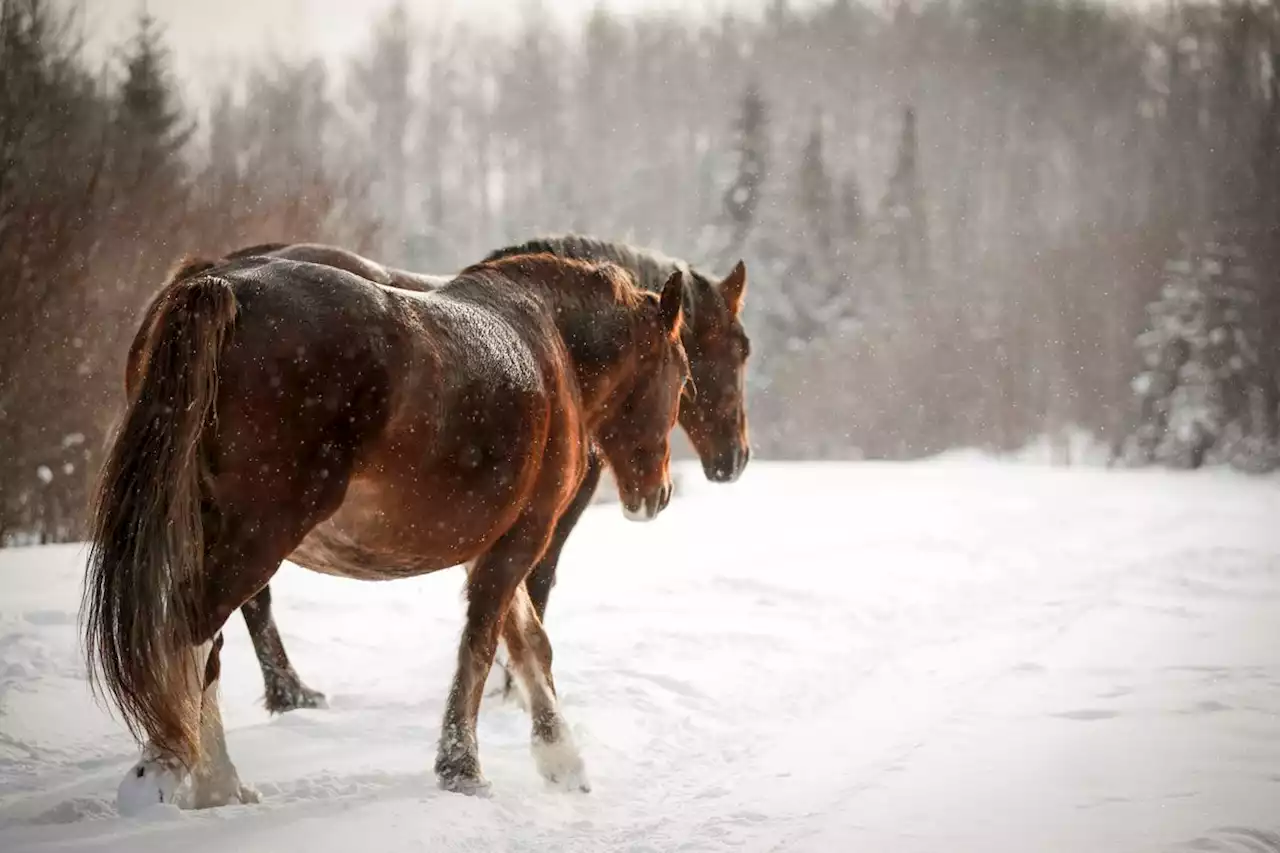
[525, 449, 603, 621]
[501, 584, 590, 792]
[490, 450, 603, 705]
[436, 522, 550, 795]
[241, 585, 328, 713]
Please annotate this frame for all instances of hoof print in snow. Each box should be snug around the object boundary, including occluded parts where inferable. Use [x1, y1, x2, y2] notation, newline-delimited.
[545, 772, 592, 794]
[1052, 708, 1120, 722]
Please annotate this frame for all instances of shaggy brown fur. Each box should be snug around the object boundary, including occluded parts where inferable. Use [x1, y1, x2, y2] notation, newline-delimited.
[217, 236, 751, 712]
[83, 252, 688, 798]
[84, 262, 237, 762]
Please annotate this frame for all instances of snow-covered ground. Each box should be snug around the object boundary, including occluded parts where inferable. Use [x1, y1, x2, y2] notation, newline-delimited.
[1, 461, 1278, 853]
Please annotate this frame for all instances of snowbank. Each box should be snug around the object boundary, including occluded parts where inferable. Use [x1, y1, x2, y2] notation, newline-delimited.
[1, 462, 1278, 852]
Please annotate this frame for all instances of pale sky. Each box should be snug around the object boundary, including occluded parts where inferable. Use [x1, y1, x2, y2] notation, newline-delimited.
[78, 0, 1154, 98]
[80, 0, 753, 92]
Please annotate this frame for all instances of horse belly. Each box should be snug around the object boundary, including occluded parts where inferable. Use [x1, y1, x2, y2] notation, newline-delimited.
[288, 446, 536, 581]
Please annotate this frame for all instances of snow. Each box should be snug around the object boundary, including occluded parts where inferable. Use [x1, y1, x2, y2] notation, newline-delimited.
[1, 460, 1279, 853]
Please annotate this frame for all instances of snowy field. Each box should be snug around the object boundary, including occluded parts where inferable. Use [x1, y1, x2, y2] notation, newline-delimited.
[1, 461, 1278, 853]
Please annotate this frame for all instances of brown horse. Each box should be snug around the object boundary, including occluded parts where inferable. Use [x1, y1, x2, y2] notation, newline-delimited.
[82, 252, 691, 813]
[213, 236, 752, 713]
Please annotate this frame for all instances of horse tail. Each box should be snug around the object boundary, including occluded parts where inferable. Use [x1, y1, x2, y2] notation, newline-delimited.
[83, 263, 237, 768]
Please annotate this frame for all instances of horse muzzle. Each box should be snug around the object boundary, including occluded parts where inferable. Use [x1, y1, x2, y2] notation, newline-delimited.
[704, 444, 750, 484]
[622, 479, 673, 523]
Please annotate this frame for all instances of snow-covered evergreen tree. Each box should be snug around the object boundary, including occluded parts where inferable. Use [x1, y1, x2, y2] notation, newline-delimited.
[781, 117, 843, 342]
[876, 106, 929, 288]
[1130, 236, 1269, 469]
[722, 81, 768, 260]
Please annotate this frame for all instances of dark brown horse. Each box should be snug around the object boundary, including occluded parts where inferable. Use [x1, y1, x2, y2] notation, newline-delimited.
[214, 236, 752, 712]
[83, 252, 691, 812]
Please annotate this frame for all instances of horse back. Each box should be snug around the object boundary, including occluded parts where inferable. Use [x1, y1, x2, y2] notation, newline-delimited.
[229, 242, 450, 294]
[206, 258, 403, 499]
[198, 256, 589, 578]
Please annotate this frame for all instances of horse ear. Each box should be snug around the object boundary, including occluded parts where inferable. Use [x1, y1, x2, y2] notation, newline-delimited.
[718, 260, 747, 317]
[659, 270, 684, 342]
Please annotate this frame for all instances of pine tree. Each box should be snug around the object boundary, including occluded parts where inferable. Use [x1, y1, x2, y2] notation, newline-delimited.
[206, 88, 239, 184]
[722, 81, 767, 259]
[876, 105, 929, 284]
[839, 176, 863, 247]
[798, 117, 834, 256]
[346, 2, 413, 257]
[785, 116, 850, 338]
[1130, 235, 1267, 469]
[113, 12, 190, 188]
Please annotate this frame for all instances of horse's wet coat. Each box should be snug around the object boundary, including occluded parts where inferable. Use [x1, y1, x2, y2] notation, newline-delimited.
[83, 252, 689, 808]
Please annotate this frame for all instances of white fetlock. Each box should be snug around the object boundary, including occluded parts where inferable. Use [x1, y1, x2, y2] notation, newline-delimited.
[437, 773, 493, 798]
[186, 772, 258, 809]
[532, 734, 591, 793]
[117, 755, 186, 816]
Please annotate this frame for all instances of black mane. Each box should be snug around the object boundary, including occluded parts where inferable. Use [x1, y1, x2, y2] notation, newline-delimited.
[483, 234, 706, 324]
[223, 242, 291, 261]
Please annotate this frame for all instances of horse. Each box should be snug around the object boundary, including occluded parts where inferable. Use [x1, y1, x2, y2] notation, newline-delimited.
[82, 251, 692, 813]
[211, 236, 752, 713]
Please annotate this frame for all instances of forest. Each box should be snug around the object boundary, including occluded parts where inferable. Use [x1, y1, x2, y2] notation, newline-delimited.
[1, 0, 1278, 542]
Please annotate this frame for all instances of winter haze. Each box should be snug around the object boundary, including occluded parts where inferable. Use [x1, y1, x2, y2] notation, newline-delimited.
[2, 0, 1279, 850]
[7, 0, 1275, 543]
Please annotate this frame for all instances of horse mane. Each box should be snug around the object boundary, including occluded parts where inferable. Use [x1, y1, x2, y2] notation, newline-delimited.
[461, 252, 645, 311]
[222, 242, 291, 261]
[482, 234, 700, 324]
[459, 253, 653, 379]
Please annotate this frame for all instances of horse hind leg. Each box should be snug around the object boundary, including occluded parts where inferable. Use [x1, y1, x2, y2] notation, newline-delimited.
[241, 585, 328, 713]
[501, 584, 590, 792]
[114, 520, 308, 814]
[187, 633, 259, 808]
[116, 638, 206, 814]
[116, 634, 259, 813]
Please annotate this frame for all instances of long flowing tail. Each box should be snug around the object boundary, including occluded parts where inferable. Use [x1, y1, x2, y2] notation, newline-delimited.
[82, 261, 237, 768]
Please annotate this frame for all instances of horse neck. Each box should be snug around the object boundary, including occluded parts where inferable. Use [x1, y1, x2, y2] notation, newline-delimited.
[541, 290, 640, 418]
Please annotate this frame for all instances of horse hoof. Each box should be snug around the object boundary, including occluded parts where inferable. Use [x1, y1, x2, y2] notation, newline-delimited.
[437, 773, 492, 798]
[292, 687, 328, 710]
[532, 737, 591, 793]
[117, 757, 184, 816]
[265, 683, 328, 714]
[188, 778, 261, 810]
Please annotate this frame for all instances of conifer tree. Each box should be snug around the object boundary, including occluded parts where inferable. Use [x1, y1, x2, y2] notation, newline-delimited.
[113, 12, 190, 188]
[1131, 235, 1265, 468]
[722, 81, 768, 259]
